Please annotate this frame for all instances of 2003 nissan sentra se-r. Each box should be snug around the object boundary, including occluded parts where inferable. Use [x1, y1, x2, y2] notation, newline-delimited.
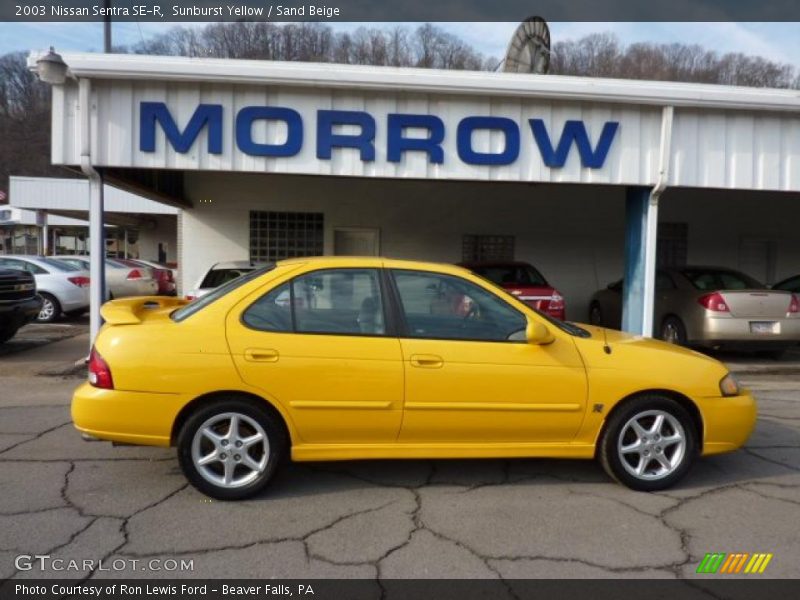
[72, 257, 756, 500]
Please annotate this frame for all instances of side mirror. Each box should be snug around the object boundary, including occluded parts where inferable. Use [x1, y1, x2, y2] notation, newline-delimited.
[526, 320, 555, 345]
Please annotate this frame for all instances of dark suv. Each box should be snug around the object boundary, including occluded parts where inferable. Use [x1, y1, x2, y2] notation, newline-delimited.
[0, 268, 43, 343]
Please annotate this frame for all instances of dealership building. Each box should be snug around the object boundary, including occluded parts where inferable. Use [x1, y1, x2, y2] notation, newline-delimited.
[28, 51, 800, 338]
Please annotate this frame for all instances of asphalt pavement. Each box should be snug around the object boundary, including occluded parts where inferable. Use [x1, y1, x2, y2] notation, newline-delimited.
[0, 323, 799, 580]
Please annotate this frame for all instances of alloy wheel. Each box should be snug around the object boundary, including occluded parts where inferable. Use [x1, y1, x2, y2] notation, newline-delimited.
[662, 322, 680, 344]
[38, 297, 55, 321]
[190, 412, 270, 489]
[617, 409, 686, 481]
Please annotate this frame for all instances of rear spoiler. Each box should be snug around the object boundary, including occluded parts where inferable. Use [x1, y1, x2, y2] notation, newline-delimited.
[100, 296, 189, 325]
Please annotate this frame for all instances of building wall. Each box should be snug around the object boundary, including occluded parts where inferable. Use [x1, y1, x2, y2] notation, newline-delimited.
[181, 172, 800, 321]
[181, 172, 630, 320]
[136, 214, 178, 264]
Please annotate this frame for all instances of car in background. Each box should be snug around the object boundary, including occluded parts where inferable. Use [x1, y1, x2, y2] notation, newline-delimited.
[185, 260, 257, 300]
[114, 258, 176, 296]
[773, 274, 800, 294]
[459, 261, 566, 320]
[54, 256, 158, 299]
[0, 268, 43, 343]
[589, 266, 800, 355]
[0, 256, 90, 323]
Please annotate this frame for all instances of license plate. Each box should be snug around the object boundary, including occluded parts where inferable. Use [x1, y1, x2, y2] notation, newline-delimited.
[750, 321, 779, 335]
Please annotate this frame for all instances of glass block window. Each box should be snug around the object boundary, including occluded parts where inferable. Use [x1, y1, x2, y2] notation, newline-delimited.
[657, 222, 688, 268]
[250, 211, 324, 263]
[462, 234, 515, 262]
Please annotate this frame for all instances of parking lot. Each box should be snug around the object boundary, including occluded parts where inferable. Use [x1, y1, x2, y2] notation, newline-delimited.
[1, 323, 799, 580]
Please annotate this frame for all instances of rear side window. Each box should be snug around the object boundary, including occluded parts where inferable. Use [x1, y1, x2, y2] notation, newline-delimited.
[243, 269, 386, 336]
[201, 267, 255, 289]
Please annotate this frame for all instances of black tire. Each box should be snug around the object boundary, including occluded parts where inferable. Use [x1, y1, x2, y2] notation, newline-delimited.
[177, 398, 287, 500]
[36, 293, 62, 323]
[660, 316, 687, 346]
[598, 395, 697, 492]
[589, 302, 603, 326]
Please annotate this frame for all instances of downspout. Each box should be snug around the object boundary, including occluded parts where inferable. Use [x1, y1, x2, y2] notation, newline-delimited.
[641, 105, 674, 337]
[78, 77, 106, 346]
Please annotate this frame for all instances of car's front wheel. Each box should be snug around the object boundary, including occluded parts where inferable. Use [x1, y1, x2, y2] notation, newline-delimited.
[599, 396, 697, 491]
[177, 399, 286, 500]
[36, 293, 61, 323]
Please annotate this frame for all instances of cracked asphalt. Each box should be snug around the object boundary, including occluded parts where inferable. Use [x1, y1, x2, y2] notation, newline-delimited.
[1, 331, 799, 581]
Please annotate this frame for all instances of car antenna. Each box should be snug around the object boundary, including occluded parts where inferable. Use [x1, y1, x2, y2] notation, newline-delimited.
[592, 253, 612, 355]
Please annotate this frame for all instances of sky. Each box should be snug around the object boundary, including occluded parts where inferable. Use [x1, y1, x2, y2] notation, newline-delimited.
[0, 21, 798, 68]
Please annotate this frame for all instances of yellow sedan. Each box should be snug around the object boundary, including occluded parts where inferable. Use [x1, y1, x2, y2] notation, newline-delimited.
[72, 257, 756, 500]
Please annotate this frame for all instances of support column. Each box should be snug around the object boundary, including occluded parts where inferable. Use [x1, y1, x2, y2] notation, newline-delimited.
[88, 175, 106, 345]
[622, 186, 659, 336]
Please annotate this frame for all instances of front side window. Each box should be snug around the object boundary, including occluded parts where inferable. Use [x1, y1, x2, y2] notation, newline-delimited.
[243, 268, 386, 336]
[392, 270, 526, 342]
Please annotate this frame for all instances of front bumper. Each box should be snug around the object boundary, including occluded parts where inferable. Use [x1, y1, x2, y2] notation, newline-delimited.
[0, 296, 43, 328]
[700, 391, 757, 455]
[71, 381, 185, 447]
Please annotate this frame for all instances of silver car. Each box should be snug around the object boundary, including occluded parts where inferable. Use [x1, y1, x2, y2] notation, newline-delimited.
[589, 266, 800, 356]
[0, 255, 90, 323]
[54, 256, 158, 299]
[186, 260, 257, 299]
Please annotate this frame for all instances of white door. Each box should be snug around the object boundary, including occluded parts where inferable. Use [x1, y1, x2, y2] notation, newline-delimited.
[334, 228, 380, 256]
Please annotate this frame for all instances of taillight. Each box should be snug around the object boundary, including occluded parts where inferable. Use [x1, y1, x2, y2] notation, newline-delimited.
[699, 292, 730, 312]
[68, 276, 91, 288]
[185, 295, 196, 301]
[549, 291, 565, 312]
[789, 294, 799, 315]
[127, 269, 143, 280]
[87, 347, 114, 389]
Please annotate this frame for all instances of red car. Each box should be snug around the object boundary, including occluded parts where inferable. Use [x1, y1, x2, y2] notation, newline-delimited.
[459, 261, 566, 320]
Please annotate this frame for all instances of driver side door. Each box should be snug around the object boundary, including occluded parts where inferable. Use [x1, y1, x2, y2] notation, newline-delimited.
[391, 270, 587, 443]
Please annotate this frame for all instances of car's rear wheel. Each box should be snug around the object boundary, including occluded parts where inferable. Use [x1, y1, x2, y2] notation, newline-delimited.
[660, 316, 687, 346]
[589, 302, 603, 326]
[177, 399, 286, 500]
[599, 396, 697, 491]
[36, 293, 61, 323]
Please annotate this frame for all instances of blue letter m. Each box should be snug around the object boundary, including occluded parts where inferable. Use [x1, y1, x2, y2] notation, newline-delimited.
[140, 102, 223, 154]
[529, 119, 618, 169]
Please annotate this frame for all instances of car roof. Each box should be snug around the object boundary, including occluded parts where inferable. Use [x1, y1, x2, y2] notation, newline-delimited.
[277, 256, 474, 278]
[210, 260, 257, 270]
[459, 261, 532, 268]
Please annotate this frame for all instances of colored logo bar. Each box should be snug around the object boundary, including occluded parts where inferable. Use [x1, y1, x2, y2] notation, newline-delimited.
[696, 553, 773, 574]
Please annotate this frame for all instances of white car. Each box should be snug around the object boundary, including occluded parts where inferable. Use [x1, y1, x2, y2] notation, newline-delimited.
[0, 255, 90, 323]
[186, 260, 257, 300]
[54, 256, 158, 299]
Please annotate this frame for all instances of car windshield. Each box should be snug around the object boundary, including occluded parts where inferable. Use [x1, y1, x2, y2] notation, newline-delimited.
[39, 258, 80, 272]
[200, 266, 256, 289]
[172, 265, 275, 322]
[471, 265, 548, 287]
[682, 268, 763, 290]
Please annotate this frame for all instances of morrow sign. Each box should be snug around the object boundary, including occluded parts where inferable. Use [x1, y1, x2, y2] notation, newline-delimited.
[140, 102, 620, 169]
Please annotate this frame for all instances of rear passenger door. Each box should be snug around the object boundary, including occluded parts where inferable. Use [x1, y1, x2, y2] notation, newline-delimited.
[226, 266, 405, 444]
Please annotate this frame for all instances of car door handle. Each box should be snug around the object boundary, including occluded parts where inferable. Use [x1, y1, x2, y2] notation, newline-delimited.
[409, 354, 444, 369]
[244, 348, 279, 362]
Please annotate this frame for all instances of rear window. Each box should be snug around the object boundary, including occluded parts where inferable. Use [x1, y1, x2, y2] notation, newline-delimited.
[774, 276, 800, 293]
[173, 265, 275, 322]
[39, 258, 80, 272]
[682, 268, 763, 290]
[200, 267, 256, 289]
[471, 265, 548, 287]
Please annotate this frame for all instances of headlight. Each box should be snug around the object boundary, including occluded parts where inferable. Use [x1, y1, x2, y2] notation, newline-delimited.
[719, 373, 740, 397]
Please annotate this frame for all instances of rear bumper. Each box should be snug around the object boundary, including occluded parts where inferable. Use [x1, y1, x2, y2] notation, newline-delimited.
[57, 286, 90, 312]
[71, 381, 185, 447]
[700, 391, 757, 455]
[691, 316, 800, 347]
